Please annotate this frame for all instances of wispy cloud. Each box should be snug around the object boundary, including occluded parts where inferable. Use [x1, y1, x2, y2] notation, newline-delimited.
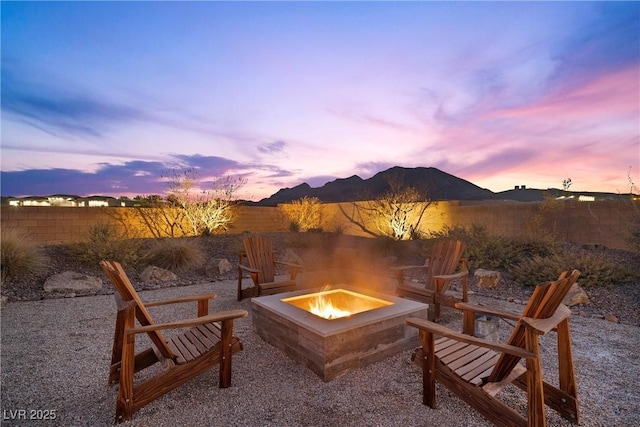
[1, 63, 147, 138]
[258, 140, 287, 155]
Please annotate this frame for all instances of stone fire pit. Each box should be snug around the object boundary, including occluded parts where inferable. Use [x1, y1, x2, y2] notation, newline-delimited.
[251, 285, 429, 381]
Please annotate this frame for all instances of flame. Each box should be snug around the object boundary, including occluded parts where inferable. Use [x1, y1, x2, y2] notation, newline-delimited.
[308, 287, 352, 319]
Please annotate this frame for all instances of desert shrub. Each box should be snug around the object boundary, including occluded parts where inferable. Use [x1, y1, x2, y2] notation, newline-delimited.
[510, 246, 638, 288]
[288, 221, 301, 233]
[0, 229, 49, 282]
[280, 196, 323, 232]
[428, 225, 559, 270]
[429, 224, 637, 287]
[147, 238, 206, 273]
[626, 212, 640, 253]
[69, 222, 146, 268]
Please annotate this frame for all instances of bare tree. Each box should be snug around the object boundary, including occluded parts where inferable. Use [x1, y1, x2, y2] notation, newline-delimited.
[280, 196, 324, 232]
[166, 169, 246, 236]
[339, 175, 433, 240]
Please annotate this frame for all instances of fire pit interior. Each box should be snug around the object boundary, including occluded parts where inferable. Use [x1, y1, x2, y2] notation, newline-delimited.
[252, 285, 429, 381]
[282, 288, 393, 320]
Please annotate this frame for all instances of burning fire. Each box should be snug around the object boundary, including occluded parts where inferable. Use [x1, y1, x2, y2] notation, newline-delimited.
[308, 286, 352, 319]
[282, 286, 393, 320]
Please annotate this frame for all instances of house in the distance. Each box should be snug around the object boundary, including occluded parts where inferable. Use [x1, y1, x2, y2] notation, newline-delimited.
[2, 195, 137, 207]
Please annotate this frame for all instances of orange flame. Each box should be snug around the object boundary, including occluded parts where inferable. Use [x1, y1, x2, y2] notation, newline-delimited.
[308, 286, 352, 319]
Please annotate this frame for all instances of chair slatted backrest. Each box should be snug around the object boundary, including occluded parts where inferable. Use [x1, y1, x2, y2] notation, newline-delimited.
[487, 269, 580, 382]
[243, 235, 276, 284]
[100, 260, 175, 360]
[424, 240, 466, 289]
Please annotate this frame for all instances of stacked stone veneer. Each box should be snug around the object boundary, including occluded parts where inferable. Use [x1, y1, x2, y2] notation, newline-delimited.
[1, 200, 637, 250]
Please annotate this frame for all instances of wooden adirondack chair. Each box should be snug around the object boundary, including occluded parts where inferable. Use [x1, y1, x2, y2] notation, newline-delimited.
[237, 234, 301, 300]
[100, 260, 248, 424]
[391, 239, 468, 321]
[405, 269, 581, 427]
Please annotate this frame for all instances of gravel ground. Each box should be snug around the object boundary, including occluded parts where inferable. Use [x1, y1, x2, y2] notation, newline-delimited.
[1, 279, 639, 426]
[1, 233, 639, 425]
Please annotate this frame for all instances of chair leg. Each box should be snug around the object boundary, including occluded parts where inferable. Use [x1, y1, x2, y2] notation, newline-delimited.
[556, 319, 580, 423]
[432, 302, 441, 322]
[419, 330, 437, 408]
[110, 310, 126, 384]
[237, 264, 243, 301]
[525, 329, 546, 427]
[115, 307, 135, 424]
[219, 320, 234, 388]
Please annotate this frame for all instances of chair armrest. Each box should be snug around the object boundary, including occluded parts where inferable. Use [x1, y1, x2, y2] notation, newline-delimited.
[405, 317, 536, 360]
[275, 260, 302, 269]
[390, 264, 427, 272]
[521, 305, 571, 334]
[433, 270, 468, 281]
[275, 261, 302, 279]
[239, 264, 261, 274]
[144, 293, 217, 307]
[126, 309, 249, 335]
[455, 302, 522, 322]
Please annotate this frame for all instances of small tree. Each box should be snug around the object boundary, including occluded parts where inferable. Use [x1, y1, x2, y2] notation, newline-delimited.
[128, 195, 188, 238]
[280, 196, 323, 232]
[624, 166, 640, 252]
[339, 176, 433, 240]
[166, 169, 246, 236]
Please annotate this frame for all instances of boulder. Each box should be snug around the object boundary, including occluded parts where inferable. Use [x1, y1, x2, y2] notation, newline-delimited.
[140, 266, 177, 282]
[562, 282, 591, 306]
[44, 271, 103, 293]
[474, 269, 501, 289]
[205, 258, 233, 278]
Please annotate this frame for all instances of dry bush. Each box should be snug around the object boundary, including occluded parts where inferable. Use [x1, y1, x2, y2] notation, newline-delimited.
[68, 222, 147, 268]
[511, 247, 639, 288]
[1, 229, 49, 282]
[147, 238, 206, 273]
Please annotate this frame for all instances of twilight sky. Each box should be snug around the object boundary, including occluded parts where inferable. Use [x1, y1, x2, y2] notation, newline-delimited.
[1, 1, 639, 201]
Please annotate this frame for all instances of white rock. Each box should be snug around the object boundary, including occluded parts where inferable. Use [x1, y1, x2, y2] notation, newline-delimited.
[563, 282, 591, 306]
[474, 269, 501, 289]
[205, 258, 233, 277]
[44, 271, 103, 293]
[140, 266, 177, 282]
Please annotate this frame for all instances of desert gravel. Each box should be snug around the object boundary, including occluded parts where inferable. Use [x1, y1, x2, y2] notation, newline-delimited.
[1, 277, 639, 427]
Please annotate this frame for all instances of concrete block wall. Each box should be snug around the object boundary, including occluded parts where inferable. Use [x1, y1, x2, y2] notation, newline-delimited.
[1, 200, 637, 251]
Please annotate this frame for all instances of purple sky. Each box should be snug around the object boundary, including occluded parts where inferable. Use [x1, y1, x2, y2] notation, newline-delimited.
[1, 1, 639, 201]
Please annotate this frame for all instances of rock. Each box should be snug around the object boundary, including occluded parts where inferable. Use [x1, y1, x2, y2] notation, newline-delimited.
[563, 282, 591, 306]
[605, 314, 619, 323]
[140, 266, 178, 282]
[44, 271, 103, 293]
[1, 296, 8, 307]
[205, 258, 233, 278]
[474, 269, 501, 289]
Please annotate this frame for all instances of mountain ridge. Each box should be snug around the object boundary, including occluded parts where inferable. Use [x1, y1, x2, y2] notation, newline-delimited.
[251, 166, 630, 206]
[254, 166, 493, 206]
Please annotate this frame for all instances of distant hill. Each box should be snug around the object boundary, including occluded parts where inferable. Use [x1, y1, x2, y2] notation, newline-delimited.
[250, 166, 632, 206]
[254, 166, 495, 206]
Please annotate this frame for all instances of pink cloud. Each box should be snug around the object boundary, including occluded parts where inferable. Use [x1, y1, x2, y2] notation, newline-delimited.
[493, 66, 639, 121]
